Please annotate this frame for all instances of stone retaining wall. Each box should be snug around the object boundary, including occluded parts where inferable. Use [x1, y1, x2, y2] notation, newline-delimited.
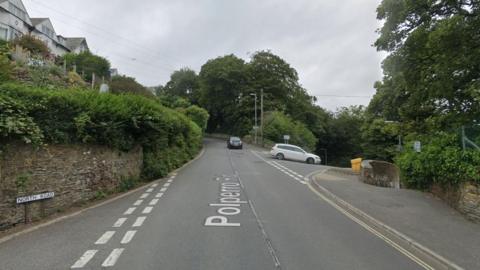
[430, 182, 480, 223]
[0, 142, 143, 230]
[359, 160, 400, 188]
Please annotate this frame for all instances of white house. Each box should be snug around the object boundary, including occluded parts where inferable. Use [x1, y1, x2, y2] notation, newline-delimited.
[0, 0, 32, 41]
[64, 37, 89, 54]
[30, 17, 70, 56]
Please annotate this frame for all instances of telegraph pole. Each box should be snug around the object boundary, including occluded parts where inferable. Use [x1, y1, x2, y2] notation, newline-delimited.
[260, 89, 264, 146]
[250, 93, 258, 144]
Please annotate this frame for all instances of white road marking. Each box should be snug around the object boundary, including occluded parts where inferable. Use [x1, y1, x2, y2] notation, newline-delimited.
[252, 151, 307, 184]
[163, 183, 171, 187]
[146, 188, 154, 193]
[132, 216, 146, 227]
[160, 187, 167, 192]
[149, 198, 159, 205]
[167, 179, 173, 183]
[95, 231, 115, 245]
[151, 183, 158, 187]
[71, 250, 97, 269]
[113, 217, 127, 228]
[124, 207, 136, 215]
[120, 230, 137, 244]
[140, 193, 149, 199]
[155, 192, 164, 198]
[142, 206, 153, 214]
[102, 248, 124, 267]
[133, 200, 143, 206]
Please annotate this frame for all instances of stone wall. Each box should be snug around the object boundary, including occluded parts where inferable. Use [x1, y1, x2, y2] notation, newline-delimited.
[359, 160, 400, 188]
[0, 143, 143, 230]
[431, 182, 480, 223]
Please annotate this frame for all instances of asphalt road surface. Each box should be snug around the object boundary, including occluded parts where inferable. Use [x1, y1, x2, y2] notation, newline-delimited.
[0, 138, 424, 270]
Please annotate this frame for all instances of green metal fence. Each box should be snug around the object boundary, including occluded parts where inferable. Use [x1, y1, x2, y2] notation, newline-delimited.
[462, 125, 480, 151]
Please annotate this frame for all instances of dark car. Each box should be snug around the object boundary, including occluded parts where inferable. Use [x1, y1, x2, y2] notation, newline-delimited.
[227, 137, 243, 149]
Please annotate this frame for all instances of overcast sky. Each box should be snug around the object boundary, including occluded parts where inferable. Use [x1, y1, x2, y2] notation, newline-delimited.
[24, 0, 385, 111]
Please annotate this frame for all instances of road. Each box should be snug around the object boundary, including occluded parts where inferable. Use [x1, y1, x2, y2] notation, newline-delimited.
[0, 138, 424, 270]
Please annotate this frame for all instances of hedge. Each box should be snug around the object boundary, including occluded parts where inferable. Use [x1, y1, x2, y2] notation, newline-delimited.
[0, 83, 202, 179]
[395, 132, 480, 189]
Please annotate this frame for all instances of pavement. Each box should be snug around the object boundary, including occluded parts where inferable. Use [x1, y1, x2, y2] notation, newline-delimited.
[313, 170, 480, 270]
[0, 138, 472, 269]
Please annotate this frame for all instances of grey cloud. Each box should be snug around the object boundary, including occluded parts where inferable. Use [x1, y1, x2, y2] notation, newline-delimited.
[24, 0, 384, 111]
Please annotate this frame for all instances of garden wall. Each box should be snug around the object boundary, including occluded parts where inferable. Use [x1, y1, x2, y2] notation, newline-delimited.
[0, 142, 142, 230]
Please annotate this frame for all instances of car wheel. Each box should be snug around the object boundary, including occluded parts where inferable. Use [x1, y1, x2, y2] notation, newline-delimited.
[306, 158, 314, 164]
[276, 153, 284, 160]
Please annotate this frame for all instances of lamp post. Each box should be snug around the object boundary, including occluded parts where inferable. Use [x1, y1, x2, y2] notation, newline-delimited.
[260, 89, 264, 146]
[250, 93, 258, 144]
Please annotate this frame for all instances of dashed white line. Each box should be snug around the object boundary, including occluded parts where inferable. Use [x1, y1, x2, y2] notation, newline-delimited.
[142, 206, 153, 214]
[113, 217, 127, 228]
[132, 216, 146, 227]
[120, 230, 137, 244]
[167, 179, 173, 183]
[102, 248, 124, 267]
[151, 183, 158, 187]
[140, 193, 149, 199]
[163, 183, 171, 187]
[95, 231, 115, 245]
[124, 207, 136, 215]
[71, 250, 97, 269]
[146, 188, 154, 193]
[160, 188, 167, 192]
[149, 198, 159, 205]
[133, 200, 143, 206]
[155, 192, 164, 198]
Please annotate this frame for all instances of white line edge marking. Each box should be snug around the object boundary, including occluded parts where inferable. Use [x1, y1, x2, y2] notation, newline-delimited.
[113, 217, 127, 228]
[132, 216, 146, 227]
[133, 200, 143, 206]
[254, 152, 306, 184]
[123, 207, 136, 215]
[306, 182, 434, 270]
[142, 206, 153, 214]
[71, 250, 97, 269]
[149, 198, 159, 205]
[102, 248, 125, 267]
[121, 230, 137, 244]
[95, 231, 116, 245]
[155, 192, 164, 198]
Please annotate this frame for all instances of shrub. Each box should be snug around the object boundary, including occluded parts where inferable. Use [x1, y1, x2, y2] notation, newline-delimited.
[396, 132, 480, 189]
[10, 35, 50, 58]
[0, 83, 203, 180]
[263, 111, 317, 151]
[183, 105, 209, 132]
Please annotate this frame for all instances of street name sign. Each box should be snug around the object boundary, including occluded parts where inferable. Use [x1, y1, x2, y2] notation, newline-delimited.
[16, 192, 55, 204]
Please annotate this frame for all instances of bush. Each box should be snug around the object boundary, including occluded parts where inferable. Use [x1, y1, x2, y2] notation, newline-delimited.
[10, 35, 50, 58]
[183, 105, 209, 132]
[64, 52, 110, 82]
[263, 111, 317, 151]
[396, 132, 480, 189]
[0, 83, 202, 179]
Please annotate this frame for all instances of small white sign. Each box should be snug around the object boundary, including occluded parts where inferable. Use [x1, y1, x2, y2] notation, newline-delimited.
[16, 192, 55, 204]
[414, 141, 421, 152]
[283, 135, 290, 140]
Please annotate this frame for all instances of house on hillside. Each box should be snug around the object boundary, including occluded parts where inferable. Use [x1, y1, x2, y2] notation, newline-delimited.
[30, 17, 70, 56]
[0, 0, 32, 41]
[65, 37, 89, 54]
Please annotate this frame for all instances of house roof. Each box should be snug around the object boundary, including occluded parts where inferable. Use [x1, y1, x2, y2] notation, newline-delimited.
[30, 18, 48, 26]
[65, 37, 89, 51]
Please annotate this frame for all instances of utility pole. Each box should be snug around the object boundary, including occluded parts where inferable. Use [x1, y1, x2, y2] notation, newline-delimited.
[250, 93, 258, 144]
[91, 73, 96, 89]
[260, 89, 264, 146]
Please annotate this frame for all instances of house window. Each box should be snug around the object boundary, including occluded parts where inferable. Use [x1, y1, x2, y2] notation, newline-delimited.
[0, 26, 7, 40]
[8, 3, 26, 21]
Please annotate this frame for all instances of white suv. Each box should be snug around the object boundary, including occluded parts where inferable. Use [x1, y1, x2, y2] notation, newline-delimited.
[270, 144, 321, 164]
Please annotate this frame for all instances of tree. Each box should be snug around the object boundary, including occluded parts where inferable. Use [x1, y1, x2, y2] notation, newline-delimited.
[110, 75, 153, 97]
[373, 0, 480, 133]
[183, 105, 209, 132]
[164, 68, 199, 103]
[198, 54, 248, 133]
[64, 52, 110, 82]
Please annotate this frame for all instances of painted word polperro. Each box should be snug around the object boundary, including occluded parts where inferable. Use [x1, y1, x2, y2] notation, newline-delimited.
[205, 178, 246, 227]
